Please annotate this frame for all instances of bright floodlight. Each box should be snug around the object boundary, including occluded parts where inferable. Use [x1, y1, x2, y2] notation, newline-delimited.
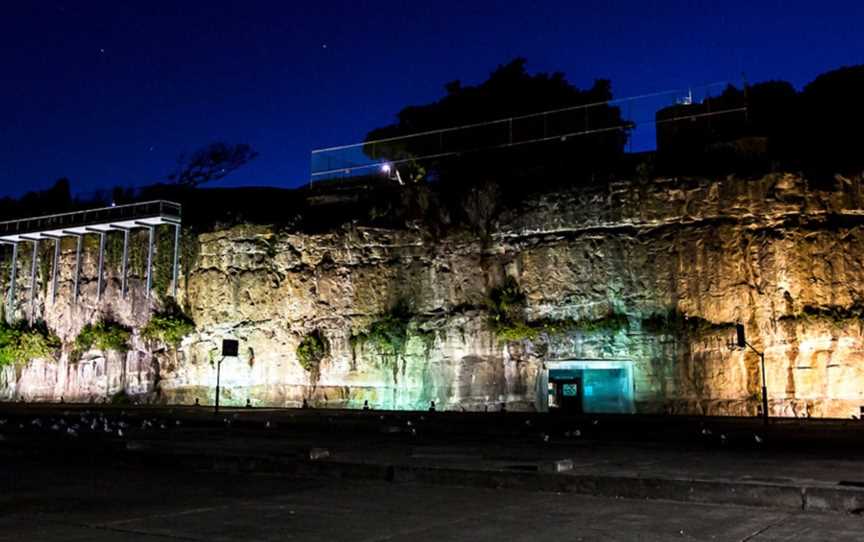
[381, 163, 391, 174]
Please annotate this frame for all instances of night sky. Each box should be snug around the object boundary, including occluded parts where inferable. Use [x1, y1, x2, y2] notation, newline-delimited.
[2, 1, 862, 198]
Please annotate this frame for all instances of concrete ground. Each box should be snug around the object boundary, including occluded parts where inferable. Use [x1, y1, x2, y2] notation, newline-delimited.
[1, 460, 862, 542]
[3, 403, 864, 539]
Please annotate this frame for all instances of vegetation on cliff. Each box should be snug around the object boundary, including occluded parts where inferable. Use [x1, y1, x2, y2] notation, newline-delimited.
[641, 308, 734, 335]
[351, 301, 412, 359]
[142, 303, 196, 347]
[296, 330, 328, 373]
[0, 321, 61, 367]
[493, 313, 630, 343]
[73, 320, 132, 360]
[486, 276, 629, 342]
[350, 300, 435, 382]
[110, 389, 133, 405]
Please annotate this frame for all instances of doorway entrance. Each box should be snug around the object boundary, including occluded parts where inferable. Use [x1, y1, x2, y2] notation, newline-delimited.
[548, 377, 583, 413]
[542, 360, 635, 414]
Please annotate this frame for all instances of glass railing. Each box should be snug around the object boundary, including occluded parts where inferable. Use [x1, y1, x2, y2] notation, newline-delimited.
[0, 200, 181, 238]
[310, 81, 744, 183]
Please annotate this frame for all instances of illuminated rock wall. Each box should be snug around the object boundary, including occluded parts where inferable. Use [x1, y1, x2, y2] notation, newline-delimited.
[3, 174, 864, 418]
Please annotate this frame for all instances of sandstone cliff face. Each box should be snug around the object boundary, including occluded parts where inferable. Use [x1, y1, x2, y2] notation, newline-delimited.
[2, 174, 864, 418]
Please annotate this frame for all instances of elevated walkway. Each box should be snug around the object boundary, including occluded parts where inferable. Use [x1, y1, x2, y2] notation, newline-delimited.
[1, 201, 182, 320]
[0, 200, 180, 242]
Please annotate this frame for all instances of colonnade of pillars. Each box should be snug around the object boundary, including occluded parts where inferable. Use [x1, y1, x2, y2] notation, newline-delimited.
[3, 222, 181, 323]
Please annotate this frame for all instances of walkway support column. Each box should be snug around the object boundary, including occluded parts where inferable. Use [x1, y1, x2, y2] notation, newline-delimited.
[73, 235, 82, 304]
[51, 237, 61, 304]
[96, 231, 106, 302]
[121, 229, 129, 299]
[7, 242, 18, 320]
[29, 240, 38, 325]
[146, 226, 155, 298]
[172, 223, 180, 299]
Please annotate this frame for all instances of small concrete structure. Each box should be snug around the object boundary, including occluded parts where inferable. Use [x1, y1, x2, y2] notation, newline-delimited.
[0, 201, 181, 320]
[539, 358, 636, 414]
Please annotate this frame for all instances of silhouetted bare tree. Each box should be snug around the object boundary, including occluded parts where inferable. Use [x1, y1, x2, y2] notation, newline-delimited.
[168, 143, 258, 187]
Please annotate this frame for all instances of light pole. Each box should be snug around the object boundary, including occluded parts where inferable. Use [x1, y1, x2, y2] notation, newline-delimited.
[216, 339, 239, 415]
[735, 323, 768, 425]
[215, 355, 223, 415]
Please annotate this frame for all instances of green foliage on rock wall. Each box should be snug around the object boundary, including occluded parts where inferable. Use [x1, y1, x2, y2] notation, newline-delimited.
[350, 300, 435, 384]
[296, 330, 328, 372]
[486, 276, 628, 342]
[352, 300, 412, 358]
[104, 230, 120, 268]
[486, 276, 526, 326]
[494, 312, 630, 343]
[73, 320, 132, 360]
[110, 389, 133, 405]
[153, 227, 175, 296]
[0, 321, 61, 367]
[129, 229, 148, 279]
[563, 312, 630, 334]
[38, 241, 53, 297]
[142, 303, 196, 347]
[641, 308, 734, 335]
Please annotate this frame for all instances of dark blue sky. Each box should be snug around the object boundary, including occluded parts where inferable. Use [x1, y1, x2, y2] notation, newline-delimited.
[1, 1, 862, 198]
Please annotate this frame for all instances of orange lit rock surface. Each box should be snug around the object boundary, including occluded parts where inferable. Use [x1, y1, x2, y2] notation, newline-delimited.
[2, 174, 863, 417]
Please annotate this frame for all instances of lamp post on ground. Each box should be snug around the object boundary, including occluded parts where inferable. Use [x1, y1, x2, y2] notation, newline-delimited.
[216, 339, 239, 415]
[735, 323, 768, 425]
[215, 355, 223, 415]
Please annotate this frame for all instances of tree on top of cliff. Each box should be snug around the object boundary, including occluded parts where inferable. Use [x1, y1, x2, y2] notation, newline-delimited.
[167, 142, 259, 188]
[362, 58, 629, 189]
[0, 178, 73, 220]
[798, 65, 864, 176]
[656, 64, 864, 178]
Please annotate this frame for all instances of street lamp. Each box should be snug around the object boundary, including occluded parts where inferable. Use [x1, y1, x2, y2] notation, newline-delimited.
[380, 163, 404, 185]
[216, 339, 239, 414]
[733, 323, 768, 424]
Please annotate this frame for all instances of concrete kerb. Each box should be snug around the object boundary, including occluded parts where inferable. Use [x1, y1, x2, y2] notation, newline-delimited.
[294, 460, 864, 514]
[119, 441, 864, 513]
[803, 486, 864, 513]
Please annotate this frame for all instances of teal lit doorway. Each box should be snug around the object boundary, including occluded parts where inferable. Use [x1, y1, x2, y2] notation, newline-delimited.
[541, 360, 635, 414]
[549, 377, 583, 413]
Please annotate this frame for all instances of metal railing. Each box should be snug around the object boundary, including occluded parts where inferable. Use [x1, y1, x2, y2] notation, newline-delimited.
[310, 81, 746, 182]
[0, 200, 181, 238]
